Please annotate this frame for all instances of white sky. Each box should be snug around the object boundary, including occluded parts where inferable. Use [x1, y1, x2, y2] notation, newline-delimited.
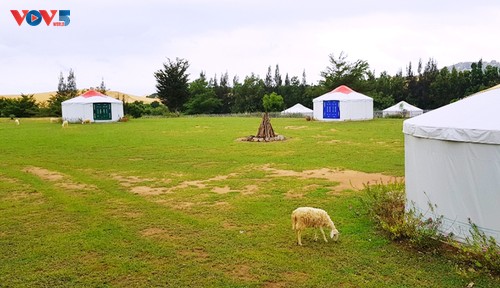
[1, 0, 499, 96]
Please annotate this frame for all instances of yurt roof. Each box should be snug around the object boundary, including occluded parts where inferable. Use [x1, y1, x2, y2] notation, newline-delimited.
[403, 85, 500, 144]
[312, 85, 373, 102]
[281, 103, 313, 114]
[384, 101, 422, 112]
[62, 90, 123, 104]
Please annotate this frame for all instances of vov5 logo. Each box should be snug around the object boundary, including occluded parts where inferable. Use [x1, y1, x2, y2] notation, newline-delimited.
[11, 10, 70, 27]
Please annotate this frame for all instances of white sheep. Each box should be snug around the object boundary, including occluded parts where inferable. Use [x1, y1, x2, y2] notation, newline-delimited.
[62, 120, 69, 128]
[15, 119, 20, 125]
[81, 119, 91, 124]
[291, 207, 339, 246]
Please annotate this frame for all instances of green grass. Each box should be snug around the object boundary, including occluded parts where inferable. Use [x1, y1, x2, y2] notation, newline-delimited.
[0, 117, 497, 287]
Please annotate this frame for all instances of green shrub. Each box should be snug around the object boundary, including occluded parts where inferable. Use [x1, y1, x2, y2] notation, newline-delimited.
[363, 181, 500, 274]
[449, 219, 500, 273]
[362, 181, 446, 249]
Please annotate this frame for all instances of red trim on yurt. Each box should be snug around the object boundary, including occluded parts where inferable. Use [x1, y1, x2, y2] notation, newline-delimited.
[332, 85, 354, 94]
[81, 90, 106, 98]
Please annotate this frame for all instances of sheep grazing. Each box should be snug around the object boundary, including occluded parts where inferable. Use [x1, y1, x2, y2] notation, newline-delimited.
[291, 207, 339, 246]
[81, 119, 91, 124]
[14, 119, 20, 125]
[62, 120, 69, 128]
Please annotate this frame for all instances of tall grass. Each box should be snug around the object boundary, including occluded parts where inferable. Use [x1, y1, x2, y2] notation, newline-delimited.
[0, 117, 498, 287]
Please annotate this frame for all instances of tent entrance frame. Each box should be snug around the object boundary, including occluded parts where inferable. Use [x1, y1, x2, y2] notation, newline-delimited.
[93, 103, 112, 120]
[323, 100, 340, 119]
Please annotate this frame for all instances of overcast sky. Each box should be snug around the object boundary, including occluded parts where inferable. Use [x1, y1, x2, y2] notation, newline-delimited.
[1, 0, 499, 96]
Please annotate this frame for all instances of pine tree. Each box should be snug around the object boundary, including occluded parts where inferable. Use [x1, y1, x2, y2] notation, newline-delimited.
[97, 78, 107, 94]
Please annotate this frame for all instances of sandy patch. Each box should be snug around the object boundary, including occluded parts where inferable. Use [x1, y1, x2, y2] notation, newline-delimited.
[111, 174, 156, 187]
[57, 182, 96, 190]
[24, 166, 96, 191]
[130, 186, 173, 196]
[212, 186, 234, 194]
[262, 165, 400, 192]
[175, 173, 239, 190]
[24, 166, 64, 181]
[0, 175, 19, 184]
[177, 247, 210, 260]
[321, 140, 341, 144]
[242, 185, 258, 195]
[226, 264, 257, 282]
[284, 126, 307, 130]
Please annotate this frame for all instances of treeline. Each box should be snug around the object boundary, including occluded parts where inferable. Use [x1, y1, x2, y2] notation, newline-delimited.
[155, 54, 500, 115]
[0, 69, 164, 118]
[3, 53, 500, 118]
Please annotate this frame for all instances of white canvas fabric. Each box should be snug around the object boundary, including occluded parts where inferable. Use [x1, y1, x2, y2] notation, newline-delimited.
[403, 85, 500, 242]
[281, 103, 313, 117]
[383, 101, 423, 117]
[312, 85, 373, 121]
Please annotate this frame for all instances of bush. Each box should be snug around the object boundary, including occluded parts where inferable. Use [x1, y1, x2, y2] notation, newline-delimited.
[362, 181, 446, 249]
[449, 219, 500, 273]
[363, 181, 500, 274]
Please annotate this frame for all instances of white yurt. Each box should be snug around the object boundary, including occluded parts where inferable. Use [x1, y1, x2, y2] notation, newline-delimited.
[383, 101, 423, 118]
[62, 90, 124, 123]
[403, 85, 500, 242]
[312, 85, 373, 121]
[281, 103, 313, 117]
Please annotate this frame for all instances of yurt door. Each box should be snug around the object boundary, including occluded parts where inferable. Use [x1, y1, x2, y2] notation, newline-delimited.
[323, 100, 340, 119]
[93, 103, 112, 120]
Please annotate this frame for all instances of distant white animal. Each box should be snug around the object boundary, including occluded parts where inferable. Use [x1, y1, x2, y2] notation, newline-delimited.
[291, 207, 339, 246]
[15, 119, 20, 125]
[81, 119, 91, 124]
[62, 120, 69, 128]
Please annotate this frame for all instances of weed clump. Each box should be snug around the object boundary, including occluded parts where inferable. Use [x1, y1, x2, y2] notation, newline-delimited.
[362, 181, 500, 274]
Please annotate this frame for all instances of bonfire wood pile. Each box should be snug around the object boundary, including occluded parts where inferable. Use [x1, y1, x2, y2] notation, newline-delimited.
[242, 113, 286, 142]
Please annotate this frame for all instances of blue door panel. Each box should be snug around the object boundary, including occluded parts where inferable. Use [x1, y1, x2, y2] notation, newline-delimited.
[323, 100, 340, 119]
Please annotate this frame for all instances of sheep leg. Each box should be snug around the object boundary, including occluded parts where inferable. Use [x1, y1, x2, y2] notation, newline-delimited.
[297, 230, 302, 246]
[314, 231, 318, 241]
[320, 227, 328, 242]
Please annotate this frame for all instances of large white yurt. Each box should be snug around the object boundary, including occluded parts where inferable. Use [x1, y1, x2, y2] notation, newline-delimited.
[312, 85, 373, 121]
[281, 103, 313, 117]
[62, 90, 124, 123]
[383, 101, 423, 118]
[403, 85, 500, 242]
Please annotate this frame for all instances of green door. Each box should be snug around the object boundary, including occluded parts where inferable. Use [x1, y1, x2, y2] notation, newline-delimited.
[93, 103, 112, 120]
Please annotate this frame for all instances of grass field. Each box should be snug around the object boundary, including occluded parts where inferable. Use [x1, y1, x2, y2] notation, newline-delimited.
[1, 117, 498, 287]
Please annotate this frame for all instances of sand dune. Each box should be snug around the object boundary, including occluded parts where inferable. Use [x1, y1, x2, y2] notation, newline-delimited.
[0, 90, 159, 104]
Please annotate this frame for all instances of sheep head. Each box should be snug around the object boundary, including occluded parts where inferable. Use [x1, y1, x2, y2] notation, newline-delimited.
[330, 222, 339, 241]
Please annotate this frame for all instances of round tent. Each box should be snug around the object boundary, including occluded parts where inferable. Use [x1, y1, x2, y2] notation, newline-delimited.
[403, 85, 500, 242]
[312, 85, 373, 121]
[383, 101, 423, 118]
[62, 90, 124, 123]
[281, 103, 313, 117]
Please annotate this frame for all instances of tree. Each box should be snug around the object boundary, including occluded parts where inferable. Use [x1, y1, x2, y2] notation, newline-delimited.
[262, 92, 284, 112]
[66, 69, 78, 98]
[264, 65, 273, 93]
[97, 78, 108, 95]
[3, 94, 39, 117]
[232, 74, 266, 113]
[154, 57, 190, 112]
[184, 72, 222, 114]
[47, 70, 77, 116]
[274, 64, 283, 88]
[320, 51, 370, 91]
